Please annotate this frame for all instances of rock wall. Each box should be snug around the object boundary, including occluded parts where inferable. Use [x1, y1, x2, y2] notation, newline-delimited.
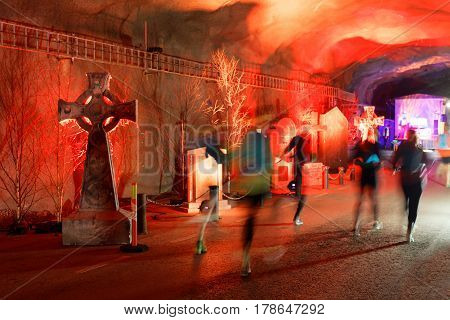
[0, 1, 356, 212]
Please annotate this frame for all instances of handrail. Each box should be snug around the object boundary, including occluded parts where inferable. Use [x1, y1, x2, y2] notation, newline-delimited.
[0, 18, 356, 102]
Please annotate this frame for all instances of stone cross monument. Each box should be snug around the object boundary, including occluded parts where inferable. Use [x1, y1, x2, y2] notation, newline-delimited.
[58, 72, 137, 211]
[59, 73, 137, 245]
[354, 106, 384, 141]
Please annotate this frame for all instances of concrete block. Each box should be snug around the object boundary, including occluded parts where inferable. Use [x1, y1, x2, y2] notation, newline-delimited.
[62, 211, 130, 246]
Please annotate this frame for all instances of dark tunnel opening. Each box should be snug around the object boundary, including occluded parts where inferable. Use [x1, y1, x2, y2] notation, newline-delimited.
[368, 64, 450, 119]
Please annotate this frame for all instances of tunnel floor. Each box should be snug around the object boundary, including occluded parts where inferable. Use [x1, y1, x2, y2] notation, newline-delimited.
[0, 170, 448, 300]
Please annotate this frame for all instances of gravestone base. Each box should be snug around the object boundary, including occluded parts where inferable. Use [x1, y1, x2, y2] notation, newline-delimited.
[303, 162, 324, 187]
[62, 211, 130, 246]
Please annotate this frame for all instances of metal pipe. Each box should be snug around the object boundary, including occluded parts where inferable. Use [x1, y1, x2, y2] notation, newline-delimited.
[137, 193, 147, 235]
[130, 182, 138, 246]
[339, 167, 345, 185]
[323, 166, 329, 189]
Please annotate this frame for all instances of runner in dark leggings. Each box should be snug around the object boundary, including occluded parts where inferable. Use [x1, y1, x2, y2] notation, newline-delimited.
[239, 129, 272, 276]
[352, 133, 382, 236]
[283, 132, 309, 226]
[392, 129, 428, 243]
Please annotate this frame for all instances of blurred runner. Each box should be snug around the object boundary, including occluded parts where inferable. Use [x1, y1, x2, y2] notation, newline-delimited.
[238, 128, 272, 277]
[282, 127, 309, 226]
[392, 129, 428, 243]
[352, 132, 382, 236]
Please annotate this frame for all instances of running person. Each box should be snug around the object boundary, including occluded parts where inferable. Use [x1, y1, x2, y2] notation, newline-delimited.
[352, 132, 382, 236]
[283, 129, 309, 226]
[392, 129, 428, 243]
[239, 129, 272, 276]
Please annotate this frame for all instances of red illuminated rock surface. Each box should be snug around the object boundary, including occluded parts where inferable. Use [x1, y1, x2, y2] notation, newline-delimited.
[0, 171, 448, 299]
[1, 1, 450, 103]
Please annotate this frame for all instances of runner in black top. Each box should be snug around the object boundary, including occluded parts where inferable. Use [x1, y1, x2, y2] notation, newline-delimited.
[283, 131, 309, 226]
[392, 129, 428, 243]
[352, 133, 382, 236]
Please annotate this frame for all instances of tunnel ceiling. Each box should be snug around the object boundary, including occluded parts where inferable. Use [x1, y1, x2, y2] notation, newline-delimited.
[1, 0, 450, 103]
[370, 61, 450, 106]
[344, 46, 450, 104]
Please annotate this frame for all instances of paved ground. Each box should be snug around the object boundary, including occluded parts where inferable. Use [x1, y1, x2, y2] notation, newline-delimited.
[0, 169, 449, 300]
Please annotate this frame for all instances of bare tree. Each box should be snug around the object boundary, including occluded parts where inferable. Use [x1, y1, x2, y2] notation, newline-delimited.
[176, 77, 207, 126]
[207, 50, 251, 191]
[169, 77, 208, 198]
[211, 49, 251, 151]
[200, 99, 224, 126]
[0, 51, 45, 222]
[33, 57, 90, 222]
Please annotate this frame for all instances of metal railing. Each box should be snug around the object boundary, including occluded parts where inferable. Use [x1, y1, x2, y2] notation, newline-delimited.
[0, 18, 356, 102]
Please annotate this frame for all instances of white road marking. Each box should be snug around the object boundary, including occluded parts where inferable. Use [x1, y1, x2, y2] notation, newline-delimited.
[76, 256, 130, 274]
[263, 246, 288, 264]
[170, 234, 197, 243]
[76, 263, 109, 274]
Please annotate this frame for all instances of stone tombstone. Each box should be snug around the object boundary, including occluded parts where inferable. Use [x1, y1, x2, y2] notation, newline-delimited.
[58, 72, 137, 245]
[304, 111, 327, 162]
[185, 147, 230, 213]
[319, 107, 349, 169]
[341, 104, 362, 148]
[303, 162, 324, 187]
